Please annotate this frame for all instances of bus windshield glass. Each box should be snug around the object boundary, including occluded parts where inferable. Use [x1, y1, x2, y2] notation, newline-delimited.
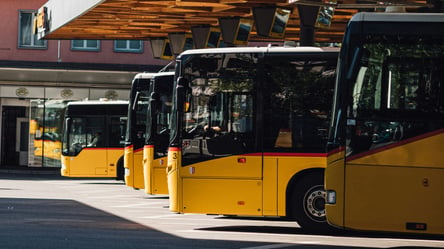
[126, 83, 150, 148]
[342, 34, 444, 154]
[182, 53, 256, 137]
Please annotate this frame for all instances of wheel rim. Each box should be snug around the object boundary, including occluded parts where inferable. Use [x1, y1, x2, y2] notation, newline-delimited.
[304, 185, 326, 222]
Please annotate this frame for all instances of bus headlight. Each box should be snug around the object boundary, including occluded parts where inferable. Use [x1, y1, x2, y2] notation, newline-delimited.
[326, 190, 336, 204]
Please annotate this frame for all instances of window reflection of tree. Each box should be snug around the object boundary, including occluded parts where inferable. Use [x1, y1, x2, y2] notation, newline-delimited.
[184, 53, 256, 135]
[348, 38, 444, 155]
[264, 59, 335, 152]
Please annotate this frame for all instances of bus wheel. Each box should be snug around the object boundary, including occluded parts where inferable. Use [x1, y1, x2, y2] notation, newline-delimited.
[116, 159, 125, 181]
[290, 172, 329, 231]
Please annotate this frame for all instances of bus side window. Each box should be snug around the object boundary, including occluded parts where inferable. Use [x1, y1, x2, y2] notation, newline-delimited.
[88, 131, 103, 147]
[85, 117, 105, 148]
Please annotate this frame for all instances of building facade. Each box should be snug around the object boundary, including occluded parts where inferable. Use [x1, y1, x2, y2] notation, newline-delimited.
[0, 0, 169, 168]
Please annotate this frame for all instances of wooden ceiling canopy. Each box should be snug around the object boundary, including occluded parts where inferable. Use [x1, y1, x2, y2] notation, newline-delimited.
[41, 0, 430, 43]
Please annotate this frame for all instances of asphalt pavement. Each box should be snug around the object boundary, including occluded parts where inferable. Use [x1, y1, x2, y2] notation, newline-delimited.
[1, 170, 444, 249]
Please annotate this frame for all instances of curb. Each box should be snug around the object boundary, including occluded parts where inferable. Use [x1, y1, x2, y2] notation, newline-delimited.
[0, 168, 60, 175]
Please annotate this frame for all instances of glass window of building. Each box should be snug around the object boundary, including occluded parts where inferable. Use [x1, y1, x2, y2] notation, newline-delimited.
[114, 40, 143, 53]
[18, 10, 47, 49]
[71, 40, 100, 51]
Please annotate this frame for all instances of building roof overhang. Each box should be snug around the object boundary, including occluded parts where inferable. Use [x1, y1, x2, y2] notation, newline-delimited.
[38, 0, 432, 43]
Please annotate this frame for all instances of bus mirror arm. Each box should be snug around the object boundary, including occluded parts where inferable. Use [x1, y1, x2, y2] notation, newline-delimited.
[132, 92, 140, 111]
[64, 117, 71, 152]
[176, 77, 190, 113]
[327, 109, 342, 152]
[346, 47, 362, 80]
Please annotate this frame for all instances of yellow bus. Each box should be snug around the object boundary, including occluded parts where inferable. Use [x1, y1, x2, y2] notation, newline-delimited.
[124, 71, 174, 191]
[143, 72, 174, 195]
[61, 100, 128, 179]
[325, 13, 444, 235]
[167, 46, 338, 230]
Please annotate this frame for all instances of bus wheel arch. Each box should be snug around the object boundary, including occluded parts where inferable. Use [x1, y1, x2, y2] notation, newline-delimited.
[286, 168, 329, 231]
[116, 157, 125, 181]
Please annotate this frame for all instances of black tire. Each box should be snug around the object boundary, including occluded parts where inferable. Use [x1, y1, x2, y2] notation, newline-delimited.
[116, 158, 125, 181]
[289, 172, 330, 231]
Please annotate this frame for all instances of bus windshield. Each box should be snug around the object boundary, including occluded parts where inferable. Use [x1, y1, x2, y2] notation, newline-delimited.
[181, 53, 255, 136]
[337, 34, 444, 155]
[146, 73, 174, 157]
[125, 80, 150, 149]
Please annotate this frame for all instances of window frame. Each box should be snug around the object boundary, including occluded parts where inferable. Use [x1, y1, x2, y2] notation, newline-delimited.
[114, 40, 144, 53]
[18, 10, 47, 49]
[71, 40, 101, 52]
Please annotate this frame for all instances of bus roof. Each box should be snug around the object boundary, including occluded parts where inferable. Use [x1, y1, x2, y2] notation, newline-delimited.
[133, 71, 174, 79]
[67, 100, 128, 106]
[177, 46, 337, 58]
[350, 12, 444, 23]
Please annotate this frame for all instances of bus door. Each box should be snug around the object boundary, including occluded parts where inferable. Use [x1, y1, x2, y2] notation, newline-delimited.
[261, 53, 336, 218]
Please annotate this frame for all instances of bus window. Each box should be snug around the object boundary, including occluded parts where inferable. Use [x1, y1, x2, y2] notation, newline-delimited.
[348, 48, 444, 154]
[66, 117, 105, 154]
[263, 57, 336, 152]
[231, 94, 253, 133]
[108, 116, 125, 147]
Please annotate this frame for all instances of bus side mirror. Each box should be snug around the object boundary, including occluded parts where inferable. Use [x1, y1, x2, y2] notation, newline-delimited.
[63, 117, 71, 154]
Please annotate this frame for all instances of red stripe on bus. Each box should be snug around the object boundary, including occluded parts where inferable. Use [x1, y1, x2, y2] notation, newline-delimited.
[169, 147, 181, 152]
[327, 146, 345, 156]
[244, 152, 327, 157]
[83, 148, 123, 151]
[82, 148, 106, 151]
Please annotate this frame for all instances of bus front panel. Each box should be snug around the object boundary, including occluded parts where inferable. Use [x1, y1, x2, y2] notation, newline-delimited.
[124, 145, 144, 189]
[61, 148, 108, 177]
[344, 131, 444, 234]
[143, 145, 168, 195]
[180, 155, 263, 215]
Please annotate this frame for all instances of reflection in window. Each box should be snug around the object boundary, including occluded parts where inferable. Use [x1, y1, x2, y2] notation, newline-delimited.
[353, 43, 444, 115]
[18, 11, 46, 49]
[231, 94, 253, 133]
[346, 36, 444, 155]
[263, 57, 337, 152]
[183, 53, 256, 135]
[132, 93, 149, 148]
